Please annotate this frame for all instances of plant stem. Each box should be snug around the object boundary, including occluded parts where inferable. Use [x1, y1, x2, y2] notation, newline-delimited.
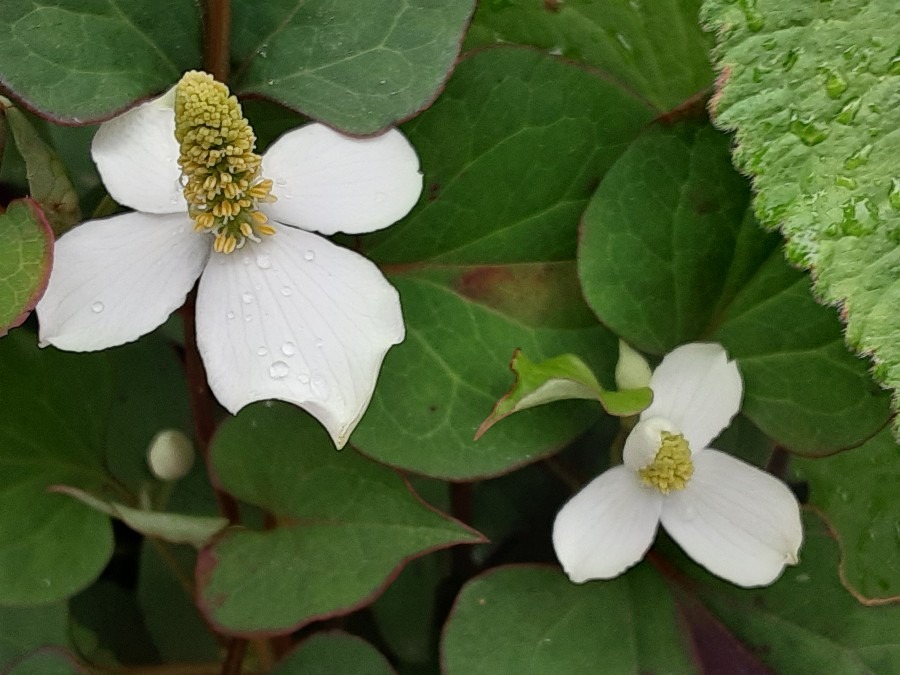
[222, 638, 248, 675]
[204, 0, 232, 81]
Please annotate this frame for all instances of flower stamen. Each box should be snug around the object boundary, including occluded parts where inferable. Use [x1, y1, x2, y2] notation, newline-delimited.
[174, 71, 277, 253]
[639, 431, 694, 494]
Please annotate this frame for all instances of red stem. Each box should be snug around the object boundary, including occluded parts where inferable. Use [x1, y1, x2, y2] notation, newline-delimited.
[204, 0, 232, 81]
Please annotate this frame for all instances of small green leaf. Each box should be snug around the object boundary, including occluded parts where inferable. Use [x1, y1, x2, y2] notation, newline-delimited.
[701, 0, 900, 436]
[0, 199, 53, 336]
[1, 99, 81, 234]
[475, 350, 652, 440]
[442, 565, 699, 674]
[271, 632, 395, 675]
[0, 603, 69, 662]
[793, 429, 900, 603]
[197, 403, 483, 635]
[0, 0, 201, 123]
[230, 0, 475, 135]
[50, 485, 228, 549]
[5, 647, 87, 675]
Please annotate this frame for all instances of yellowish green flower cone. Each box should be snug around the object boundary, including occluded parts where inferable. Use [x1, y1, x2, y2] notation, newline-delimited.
[638, 431, 694, 493]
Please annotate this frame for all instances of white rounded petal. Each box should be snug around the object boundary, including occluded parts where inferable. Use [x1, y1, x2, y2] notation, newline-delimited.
[195, 225, 405, 448]
[623, 416, 681, 470]
[92, 92, 186, 214]
[552, 466, 663, 583]
[261, 123, 422, 235]
[36, 212, 209, 351]
[642, 343, 742, 451]
[660, 449, 803, 588]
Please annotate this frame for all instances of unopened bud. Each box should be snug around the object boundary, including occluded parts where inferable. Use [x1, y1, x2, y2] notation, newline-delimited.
[147, 429, 195, 481]
[615, 340, 652, 390]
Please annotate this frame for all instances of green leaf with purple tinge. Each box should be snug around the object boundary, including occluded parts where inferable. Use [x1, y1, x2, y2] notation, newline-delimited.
[197, 402, 483, 635]
[0, 0, 201, 124]
[230, 0, 475, 135]
[271, 632, 395, 675]
[701, 0, 900, 436]
[0, 199, 52, 337]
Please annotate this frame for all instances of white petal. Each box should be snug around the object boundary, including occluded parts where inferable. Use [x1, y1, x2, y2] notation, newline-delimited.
[92, 92, 186, 214]
[623, 416, 681, 471]
[36, 212, 209, 351]
[195, 225, 405, 448]
[660, 449, 803, 587]
[261, 123, 422, 235]
[552, 466, 663, 583]
[642, 343, 742, 451]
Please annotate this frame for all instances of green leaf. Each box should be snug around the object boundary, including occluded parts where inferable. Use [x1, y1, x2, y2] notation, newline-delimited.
[197, 402, 482, 635]
[1, 99, 81, 234]
[442, 564, 699, 674]
[349, 47, 655, 479]
[793, 429, 900, 603]
[0, 331, 114, 605]
[0, 603, 69, 662]
[475, 350, 652, 440]
[578, 120, 890, 453]
[701, 0, 900, 436]
[0, 0, 201, 123]
[5, 647, 86, 675]
[0, 199, 53, 336]
[230, 0, 475, 135]
[50, 486, 228, 549]
[466, 0, 714, 112]
[271, 632, 395, 675]
[681, 513, 900, 673]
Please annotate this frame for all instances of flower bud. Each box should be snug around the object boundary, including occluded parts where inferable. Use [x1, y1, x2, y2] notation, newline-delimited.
[615, 340, 652, 390]
[147, 429, 195, 481]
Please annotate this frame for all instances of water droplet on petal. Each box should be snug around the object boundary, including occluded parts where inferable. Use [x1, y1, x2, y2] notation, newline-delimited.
[315, 338, 324, 348]
[275, 177, 287, 187]
[681, 505, 697, 521]
[91, 301, 105, 313]
[281, 341, 297, 356]
[269, 361, 290, 379]
[244, 315, 253, 323]
[242, 292, 255, 304]
[304, 250, 315, 261]
[226, 311, 235, 320]
[374, 192, 386, 204]
[298, 373, 311, 384]
[256, 254, 271, 269]
[311, 376, 330, 400]
[257, 347, 268, 356]
[280, 286, 293, 296]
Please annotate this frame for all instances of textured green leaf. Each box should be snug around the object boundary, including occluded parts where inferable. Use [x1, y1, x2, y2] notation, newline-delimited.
[1, 99, 81, 234]
[475, 350, 652, 440]
[197, 403, 482, 635]
[0, 603, 69, 662]
[701, 0, 900, 435]
[466, 0, 714, 112]
[0, 0, 201, 124]
[579, 120, 890, 453]
[5, 647, 85, 675]
[50, 486, 227, 549]
[682, 513, 900, 674]
[442, 564, 699, 674]
[231, 0, 475, 135]
[271, 632, 395, 675]
[0, 331, 114, 605]
[349, 47, 654, 479]
[0, 199, 53, 336]
[793, 429, 900, 603]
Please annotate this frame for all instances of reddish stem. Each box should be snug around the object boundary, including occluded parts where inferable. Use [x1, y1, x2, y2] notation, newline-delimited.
[204, 0, 232, 81]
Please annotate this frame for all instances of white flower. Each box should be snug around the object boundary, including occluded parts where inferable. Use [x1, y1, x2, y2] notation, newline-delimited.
[552, 343, 803, 587]
[36, 76, 422, 449]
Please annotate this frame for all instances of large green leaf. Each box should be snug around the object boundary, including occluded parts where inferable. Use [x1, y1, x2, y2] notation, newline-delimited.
[230, 0, 475, 135]
[578, 119, 890, 453]
[793, 429, 900, 603]
[681, 513, 900, 673]
[0, 199, 52, 336]
[197, 402, 482, 635]
[701, 0, 900, 434]
[348, 47, 654, 479]
[0, 603, 68, 662]
[0, 331, 115, 605]
[466, 0, 714, 112]
[271, 632, 395, 675]
[442, 564, 698, 674]
[0, 0, 201, 124]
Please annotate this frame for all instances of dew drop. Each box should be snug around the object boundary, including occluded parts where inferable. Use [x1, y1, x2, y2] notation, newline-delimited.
[888, 178, 900, 210]
[379, 78, 387, 85]
[226, 311, 235, 320]
[795, 573, 811, 583]
[615, 33, 632, 52]
[303, 250, 315, 261]
[311, 376, 330, 400]
[275, 177, 287, 187]
[739, 0, 765, 32]
[257, 45, 268, 58]
[843, 143, 873, 170]
[281, 341, 297, 356]
[244, 315, 253, 323]
[269, 361, 290, 379]
[266, 79, 276, 86]
[374, 192, 386, 204]
[840, 196, 880, 235]
[298, 373, 311, 384]
[681, 505, 697, 521]
[782, 47, 802, 71]
[256, 254, 272, 269]
[241, 292, 255, 304]
[548, 46, 563, 56]
[280, 286, 293, 296]
[91, 301, 105, 313]
[823, 68, 848, 99]
[834, 175, 857, 190]
[835, 97, 861, 125]
[257, 347, 268, 356]
[283, 192, 294, 200]
[315, 338, 324, 348]
[788, 111, 829, 146]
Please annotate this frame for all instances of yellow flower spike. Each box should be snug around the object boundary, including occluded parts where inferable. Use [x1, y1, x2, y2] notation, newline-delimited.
[174, 71, 278, 253]
[638, 431, 694, 494]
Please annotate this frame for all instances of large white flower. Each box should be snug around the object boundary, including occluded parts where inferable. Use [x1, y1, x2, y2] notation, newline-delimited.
[36, 73, 422, 449]
[553, 343, 803, 587]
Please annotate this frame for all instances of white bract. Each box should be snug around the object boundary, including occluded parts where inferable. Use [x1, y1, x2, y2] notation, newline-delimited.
[36, 73, 423, 449]
[553, 343, 803, 587]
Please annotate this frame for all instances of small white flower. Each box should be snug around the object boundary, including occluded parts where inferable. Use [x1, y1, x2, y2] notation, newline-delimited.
[553, 343, 803, 588]
[36, 74, 422, 448]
